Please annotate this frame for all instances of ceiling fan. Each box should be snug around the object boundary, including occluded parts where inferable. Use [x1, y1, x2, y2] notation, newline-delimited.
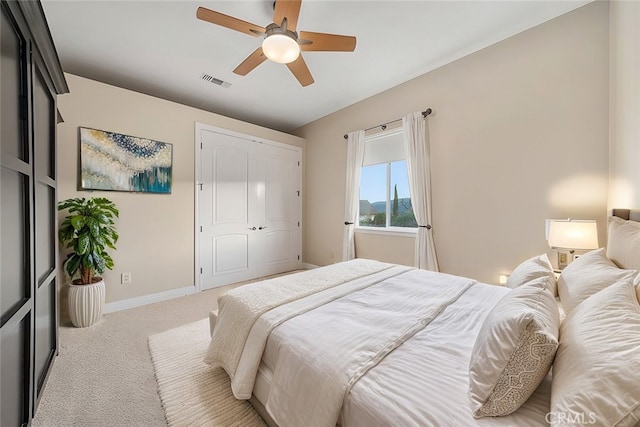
[196, 0, 357, 87]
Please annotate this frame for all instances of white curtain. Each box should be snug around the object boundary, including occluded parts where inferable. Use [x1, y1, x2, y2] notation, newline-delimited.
[342, 130, 365, 261]
[402, 112, 439, 271]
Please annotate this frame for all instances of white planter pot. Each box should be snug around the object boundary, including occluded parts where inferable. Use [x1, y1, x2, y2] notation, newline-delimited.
[68, 279, 106, 328]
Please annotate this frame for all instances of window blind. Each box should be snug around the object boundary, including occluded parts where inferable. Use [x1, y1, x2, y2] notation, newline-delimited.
[362, 130, 405, 166]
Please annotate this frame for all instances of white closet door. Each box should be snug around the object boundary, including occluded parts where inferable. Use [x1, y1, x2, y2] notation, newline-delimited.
[197, 125, 302, 290]
[199, 130, 259, 289]
[258, 143, 302, 277]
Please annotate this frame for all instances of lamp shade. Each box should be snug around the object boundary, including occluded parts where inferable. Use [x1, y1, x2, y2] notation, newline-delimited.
[262, 34, 300, 64]
[548, 220, 598, 250]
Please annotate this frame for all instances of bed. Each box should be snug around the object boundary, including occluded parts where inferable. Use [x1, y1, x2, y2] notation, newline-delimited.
[205, 210, 640, 427]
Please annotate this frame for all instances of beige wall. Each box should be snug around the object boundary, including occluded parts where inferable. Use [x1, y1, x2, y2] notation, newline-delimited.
[609, 0, 640, 210]
[296, 2, 609, 284]
[57, 74, 304, 304]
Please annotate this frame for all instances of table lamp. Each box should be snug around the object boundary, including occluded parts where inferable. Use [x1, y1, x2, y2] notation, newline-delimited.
[547, 219, 598, 269]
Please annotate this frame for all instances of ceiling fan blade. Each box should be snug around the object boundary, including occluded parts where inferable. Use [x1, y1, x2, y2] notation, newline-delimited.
[299, 31, 357, 52]
[273, 0, 302, 31]
[233, 47, 268, 76]
[286, 55, 314, 87]
[197, 7, 265, 37]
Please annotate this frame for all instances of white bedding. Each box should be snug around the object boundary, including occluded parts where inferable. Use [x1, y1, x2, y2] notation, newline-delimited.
[264, 269, 476, 427]
[261, 270, 551, 427]
[208, 260, 553, 427]
[341, 282, 552, 427]
[205, 259, 398, 398]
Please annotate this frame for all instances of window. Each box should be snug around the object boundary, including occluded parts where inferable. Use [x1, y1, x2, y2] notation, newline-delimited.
[358, 129, 416, 230]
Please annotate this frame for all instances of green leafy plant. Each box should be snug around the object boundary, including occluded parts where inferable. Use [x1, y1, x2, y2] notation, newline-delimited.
[58, 197, 119, 285]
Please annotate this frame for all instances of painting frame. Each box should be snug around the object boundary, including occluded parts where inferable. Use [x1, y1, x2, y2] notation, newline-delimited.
[79, 127, 173, 194]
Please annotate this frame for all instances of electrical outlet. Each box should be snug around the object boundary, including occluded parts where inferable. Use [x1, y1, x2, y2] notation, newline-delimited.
[121, 272, 132, 284]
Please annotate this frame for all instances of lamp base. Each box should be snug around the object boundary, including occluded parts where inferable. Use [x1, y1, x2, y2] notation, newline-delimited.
[556, 249, 575, 270]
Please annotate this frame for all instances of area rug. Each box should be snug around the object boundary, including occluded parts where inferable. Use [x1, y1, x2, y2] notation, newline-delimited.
[148, 319, 266, 427]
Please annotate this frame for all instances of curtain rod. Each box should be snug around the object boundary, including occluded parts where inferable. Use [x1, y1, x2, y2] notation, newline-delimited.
[343, 108, 432, 140]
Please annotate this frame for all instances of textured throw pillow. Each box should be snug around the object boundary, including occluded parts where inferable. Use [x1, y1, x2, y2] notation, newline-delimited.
[557, 248, 637, 314]
[551, 279, 640, 427]
[468, 277, 560, 417]
[607, 216, 640, 270]
[506, 254, 556, 294]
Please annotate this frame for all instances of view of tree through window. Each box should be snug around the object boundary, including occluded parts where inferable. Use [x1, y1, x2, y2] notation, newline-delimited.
[359, 160, 417, 228]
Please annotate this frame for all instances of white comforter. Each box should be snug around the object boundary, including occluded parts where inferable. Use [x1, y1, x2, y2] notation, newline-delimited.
[207, 260, 552, 427]
[205, 259, 400, 398]
[262, 268, 552, 427]
[263, 268, 476, 427]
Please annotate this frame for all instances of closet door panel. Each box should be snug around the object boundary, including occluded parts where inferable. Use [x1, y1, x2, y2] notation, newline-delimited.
[214, 235, 250, 273]
[259, 144, 301, 276]
[1, 6, 27, 163]
[33, 65, 55, 180]
[199, 129, 258, 289]
[264, 230, 292, 264]
[34, 182, 55, 283]
[1, 3, 31, 322]
[32, 53, 59, 405]
[34, 279, 56, 394]
[0, 314, 31, 427]
[264, 154, 291, 222]
[0, 169, 30, 319]
[1, 4, 34, 424]
[214, 146, 249, 225]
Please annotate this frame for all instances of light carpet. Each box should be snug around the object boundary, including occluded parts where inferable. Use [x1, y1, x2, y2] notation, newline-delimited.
[148, 318, 266, 427]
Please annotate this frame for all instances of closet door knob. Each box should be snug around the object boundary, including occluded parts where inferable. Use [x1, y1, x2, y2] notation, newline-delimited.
[248, 227, 257, 231]
[259, 226, 267, 230]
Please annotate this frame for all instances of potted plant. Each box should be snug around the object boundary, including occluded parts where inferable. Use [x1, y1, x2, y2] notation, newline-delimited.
[58, 197, 119, 327]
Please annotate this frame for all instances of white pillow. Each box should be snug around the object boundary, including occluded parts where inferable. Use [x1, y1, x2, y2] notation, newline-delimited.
[507, 253, 556, 294]
[551, 279, 640, 427]
[468, 277, 560, 417]
[607, 216, 640, 270]
[557, 248, 637, 314]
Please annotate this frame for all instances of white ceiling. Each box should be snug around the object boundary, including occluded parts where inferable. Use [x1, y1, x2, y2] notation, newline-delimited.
[41, 0, 589, 132]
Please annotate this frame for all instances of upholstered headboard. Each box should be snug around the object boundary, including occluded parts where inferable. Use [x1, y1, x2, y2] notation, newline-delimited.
[612, 209, 640, 222]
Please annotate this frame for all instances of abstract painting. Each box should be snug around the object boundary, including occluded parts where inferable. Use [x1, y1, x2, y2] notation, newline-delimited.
[80, 127, 172, 194]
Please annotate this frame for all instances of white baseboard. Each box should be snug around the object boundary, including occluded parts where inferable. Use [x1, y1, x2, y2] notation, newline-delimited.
[104, 285, 196, 314]
[302, 263, 319, 269]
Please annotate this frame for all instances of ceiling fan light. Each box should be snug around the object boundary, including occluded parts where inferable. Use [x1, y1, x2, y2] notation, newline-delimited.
[262, 34, 300, 64]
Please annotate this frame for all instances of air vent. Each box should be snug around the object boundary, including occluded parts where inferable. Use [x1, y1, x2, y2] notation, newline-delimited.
[200, 73, 231, 88]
